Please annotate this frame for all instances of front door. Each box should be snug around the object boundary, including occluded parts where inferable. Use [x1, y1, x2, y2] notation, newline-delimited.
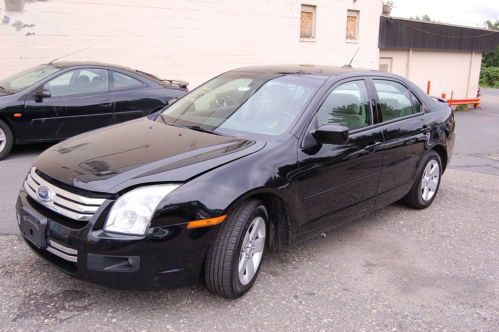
[296, 79, 384, 236]
[24, 68, 114, 140]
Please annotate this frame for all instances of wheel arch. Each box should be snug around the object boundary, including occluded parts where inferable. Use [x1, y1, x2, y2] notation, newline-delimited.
[0, 113, 16, 142]
[224, 190, 294, 251]
[431, 144, 448, 172]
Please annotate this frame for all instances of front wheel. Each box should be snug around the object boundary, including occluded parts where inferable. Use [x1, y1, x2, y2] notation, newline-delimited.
[402, 151, 442, 209]
[0, 120, 14, 161]
[204, 200, 268, 298]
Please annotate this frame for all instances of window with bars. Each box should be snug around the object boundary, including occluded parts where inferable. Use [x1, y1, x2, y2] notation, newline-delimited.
[300, 5, 316, 40]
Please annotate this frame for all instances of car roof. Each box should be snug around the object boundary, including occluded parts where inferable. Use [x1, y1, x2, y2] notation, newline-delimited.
[48, 61, 138, 71]
[232, 64, 377, 77]
[40, 61, 190, 90]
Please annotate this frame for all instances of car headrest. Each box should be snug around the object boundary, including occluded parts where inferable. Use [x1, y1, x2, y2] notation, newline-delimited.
[92, 76, 105, 84]
[74, 75, 91, 88]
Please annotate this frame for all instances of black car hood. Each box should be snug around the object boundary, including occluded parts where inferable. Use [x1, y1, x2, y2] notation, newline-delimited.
[34, 118, 265, 194]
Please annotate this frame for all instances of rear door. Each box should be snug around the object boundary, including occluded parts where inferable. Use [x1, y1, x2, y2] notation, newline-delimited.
[370, 78, 428, 205]
[25, 68, 114, 140]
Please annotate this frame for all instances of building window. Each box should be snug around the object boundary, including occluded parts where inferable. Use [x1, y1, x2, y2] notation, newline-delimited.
[379, 57, 393, 72]
[300, 5, 316, 40]
[346, 10, 359, 40]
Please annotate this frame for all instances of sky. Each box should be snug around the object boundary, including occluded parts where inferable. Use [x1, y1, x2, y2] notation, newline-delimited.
[390, 0, 499, 28]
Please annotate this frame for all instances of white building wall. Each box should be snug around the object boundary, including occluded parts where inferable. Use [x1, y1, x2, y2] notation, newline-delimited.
[380, 49, 482, 99]
[0, 0, 383, 87]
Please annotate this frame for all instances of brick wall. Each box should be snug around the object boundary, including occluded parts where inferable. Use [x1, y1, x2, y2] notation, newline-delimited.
[0, 0, 383, 87]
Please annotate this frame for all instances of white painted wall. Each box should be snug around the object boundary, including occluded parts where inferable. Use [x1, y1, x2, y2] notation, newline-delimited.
[0, 0, 383, 87]
[380, 49, 482, 99]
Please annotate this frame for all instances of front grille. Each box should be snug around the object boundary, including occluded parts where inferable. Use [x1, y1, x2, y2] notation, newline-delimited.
[24, 167, 105, 221]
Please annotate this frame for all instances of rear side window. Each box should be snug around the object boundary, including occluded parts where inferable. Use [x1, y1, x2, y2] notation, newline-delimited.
[111, 71, 144, 90]
[373, 80, 421, 122]
[316, 80, 372, 130]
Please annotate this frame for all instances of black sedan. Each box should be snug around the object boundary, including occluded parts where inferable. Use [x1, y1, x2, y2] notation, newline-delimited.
[0, 62, 188, 159]
[16, 65, 455, 298]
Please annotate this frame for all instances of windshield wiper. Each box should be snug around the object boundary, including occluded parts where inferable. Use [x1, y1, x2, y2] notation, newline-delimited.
[157, 112, 170, 125]
[185, 125, 220, 135]
[0, 85, 5, 91]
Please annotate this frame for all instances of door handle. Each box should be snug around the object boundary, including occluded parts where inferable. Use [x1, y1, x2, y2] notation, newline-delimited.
[365, 141, 382, 152]
[100, 102, 113, 107]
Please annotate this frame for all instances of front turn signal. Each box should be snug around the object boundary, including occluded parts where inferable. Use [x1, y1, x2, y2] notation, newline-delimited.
[187, 215, 227, 229]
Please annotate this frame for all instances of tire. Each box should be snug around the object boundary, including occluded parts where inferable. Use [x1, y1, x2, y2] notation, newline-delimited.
[205, 199, 268, 298]
[402, 151, 442, 209]
[0, 120, 14, 161]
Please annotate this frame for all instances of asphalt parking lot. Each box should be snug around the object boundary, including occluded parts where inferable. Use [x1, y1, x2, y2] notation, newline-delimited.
[0, 90, 498, 331]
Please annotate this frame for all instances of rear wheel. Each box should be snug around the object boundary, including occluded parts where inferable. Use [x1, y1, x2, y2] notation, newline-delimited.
[205, 199, 268, 298]
[0, 120, 14, 161]
[402, 151, 442, 209]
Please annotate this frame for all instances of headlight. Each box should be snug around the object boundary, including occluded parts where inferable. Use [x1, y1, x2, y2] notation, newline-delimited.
[104, 184, 180, 236]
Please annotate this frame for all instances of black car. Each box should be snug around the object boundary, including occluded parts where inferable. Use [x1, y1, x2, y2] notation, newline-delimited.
[0, 62, 188, 159]
[16, 65, 454, 298]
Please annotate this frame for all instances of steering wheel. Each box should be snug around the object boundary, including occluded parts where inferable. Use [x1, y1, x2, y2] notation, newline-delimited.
[215, 96, 237, 108]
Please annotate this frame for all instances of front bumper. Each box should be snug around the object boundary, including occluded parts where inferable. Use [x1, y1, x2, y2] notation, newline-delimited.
[16, 190, 214, 290]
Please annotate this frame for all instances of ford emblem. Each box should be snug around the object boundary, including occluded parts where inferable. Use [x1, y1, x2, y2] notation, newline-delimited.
[37, 186, 53, 202]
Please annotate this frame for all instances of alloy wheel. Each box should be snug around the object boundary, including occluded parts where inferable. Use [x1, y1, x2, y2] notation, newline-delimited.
[421, 159, 440, 201]
[0, 128, 6, 152]
[238, 216, 266, 285]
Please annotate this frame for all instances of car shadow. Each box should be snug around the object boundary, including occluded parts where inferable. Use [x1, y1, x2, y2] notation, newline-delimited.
[11, 204, 412, 308]
[3, 143, 54, 161]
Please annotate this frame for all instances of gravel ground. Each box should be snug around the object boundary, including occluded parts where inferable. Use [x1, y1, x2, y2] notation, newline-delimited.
[0, 168, 498, 331]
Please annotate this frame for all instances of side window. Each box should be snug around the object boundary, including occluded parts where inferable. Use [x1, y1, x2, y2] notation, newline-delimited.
[410, 92, 423, 113]
[44, 69, 108, 97]
[316, 80, 372, 130]
[373, 80, 420, 122]
[111, 71, 144, 90]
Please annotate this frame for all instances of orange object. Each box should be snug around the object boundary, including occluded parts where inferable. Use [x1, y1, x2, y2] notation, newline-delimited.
[426, 80, 431, 95]
[13, 113, 23, 118]
[187, 215, 227, 229]
[447, 98, 481, 109]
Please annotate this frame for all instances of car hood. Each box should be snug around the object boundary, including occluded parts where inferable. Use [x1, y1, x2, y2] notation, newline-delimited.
[34, 117, 265, 194]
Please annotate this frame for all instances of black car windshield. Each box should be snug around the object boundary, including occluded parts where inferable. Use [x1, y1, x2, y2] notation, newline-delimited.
[159, 72, 323, 137]
[0, 65, 60, 92]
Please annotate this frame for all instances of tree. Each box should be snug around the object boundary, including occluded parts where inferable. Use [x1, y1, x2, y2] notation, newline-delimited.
[421, 14, 431, 22]
[481, 20, 498, 69]
[410, 15, 433, 22]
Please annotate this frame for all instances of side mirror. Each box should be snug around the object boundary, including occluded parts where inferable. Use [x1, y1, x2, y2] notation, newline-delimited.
[35, 89, 51, 101]
[312, 124, 349, 145]
[167, 98, 178, 106]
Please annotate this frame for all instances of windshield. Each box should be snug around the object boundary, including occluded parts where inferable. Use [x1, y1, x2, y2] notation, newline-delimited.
[159, 72, 323, 137]
[0, 65, 60, 92]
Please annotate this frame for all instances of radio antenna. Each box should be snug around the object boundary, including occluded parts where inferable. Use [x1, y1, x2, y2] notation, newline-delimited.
[343, 47, 360, 68]
[48, 47, 91, 64]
